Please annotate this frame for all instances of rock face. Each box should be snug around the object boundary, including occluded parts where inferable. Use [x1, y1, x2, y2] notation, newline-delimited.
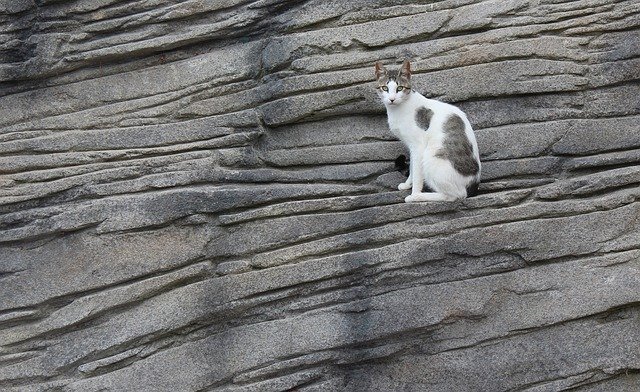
[1, 0, 639, 391]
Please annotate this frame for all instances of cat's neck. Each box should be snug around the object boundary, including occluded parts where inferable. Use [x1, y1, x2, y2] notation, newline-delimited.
[385, 91, 425, 116]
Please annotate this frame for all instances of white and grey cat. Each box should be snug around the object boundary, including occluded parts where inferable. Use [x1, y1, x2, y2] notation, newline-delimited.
[375, 60, 481, 202]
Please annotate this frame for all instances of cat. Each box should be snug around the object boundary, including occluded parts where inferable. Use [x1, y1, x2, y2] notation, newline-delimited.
[375, 59, 481, 202]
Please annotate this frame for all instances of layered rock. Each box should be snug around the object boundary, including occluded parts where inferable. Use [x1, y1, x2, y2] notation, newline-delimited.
[1, 0, 639, 391]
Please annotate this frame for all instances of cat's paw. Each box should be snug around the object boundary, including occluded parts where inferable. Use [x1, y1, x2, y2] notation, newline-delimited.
[398, 182, 412, 191]
[404, 194, 421, 203]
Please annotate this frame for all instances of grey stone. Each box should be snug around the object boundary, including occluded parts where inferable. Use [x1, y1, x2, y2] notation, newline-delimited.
[1, 0, 639, 391]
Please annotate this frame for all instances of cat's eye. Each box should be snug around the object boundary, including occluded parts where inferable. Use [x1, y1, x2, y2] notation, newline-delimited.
[380, 86, 388, 91]
[397, 86, 406, 91]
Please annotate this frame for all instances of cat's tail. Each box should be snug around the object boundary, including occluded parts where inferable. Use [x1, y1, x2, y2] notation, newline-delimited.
[466, 181, 479, 197]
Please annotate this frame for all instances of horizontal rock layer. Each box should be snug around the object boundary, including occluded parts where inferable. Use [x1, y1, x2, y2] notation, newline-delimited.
[1, 0, 639, 391]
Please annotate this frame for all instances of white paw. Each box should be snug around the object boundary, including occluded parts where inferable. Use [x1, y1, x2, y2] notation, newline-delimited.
[404, 194, 421, 203]
[398, 182, 412, 191]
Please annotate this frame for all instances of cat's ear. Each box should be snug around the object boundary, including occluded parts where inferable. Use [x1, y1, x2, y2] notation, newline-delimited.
[399, 59, 411, 79]
[375, 62, 388, 79]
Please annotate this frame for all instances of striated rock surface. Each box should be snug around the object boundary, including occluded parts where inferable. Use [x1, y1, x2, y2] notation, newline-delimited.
[1, 0, 639, 391]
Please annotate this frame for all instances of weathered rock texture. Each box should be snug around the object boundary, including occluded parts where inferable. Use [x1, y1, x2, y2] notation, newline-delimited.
[1, 0, 639, 391]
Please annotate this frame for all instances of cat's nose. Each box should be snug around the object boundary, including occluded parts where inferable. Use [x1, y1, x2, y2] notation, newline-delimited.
[389, 98, 395, 102]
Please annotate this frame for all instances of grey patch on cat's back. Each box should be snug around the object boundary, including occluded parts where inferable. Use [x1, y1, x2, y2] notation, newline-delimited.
[436, 114, 480, 177]
[415, 107, 433, 130]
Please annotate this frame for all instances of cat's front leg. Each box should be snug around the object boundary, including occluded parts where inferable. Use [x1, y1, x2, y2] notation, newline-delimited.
[398, 172, 412, 190]
[404, 149, 424, 202]
[396, 154, 412, 190]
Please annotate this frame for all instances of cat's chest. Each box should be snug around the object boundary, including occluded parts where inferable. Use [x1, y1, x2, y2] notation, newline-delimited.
[387, 111, 430, 143]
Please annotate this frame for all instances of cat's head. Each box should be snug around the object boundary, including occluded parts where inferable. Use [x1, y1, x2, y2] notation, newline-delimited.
[375, 60, 412, 107]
